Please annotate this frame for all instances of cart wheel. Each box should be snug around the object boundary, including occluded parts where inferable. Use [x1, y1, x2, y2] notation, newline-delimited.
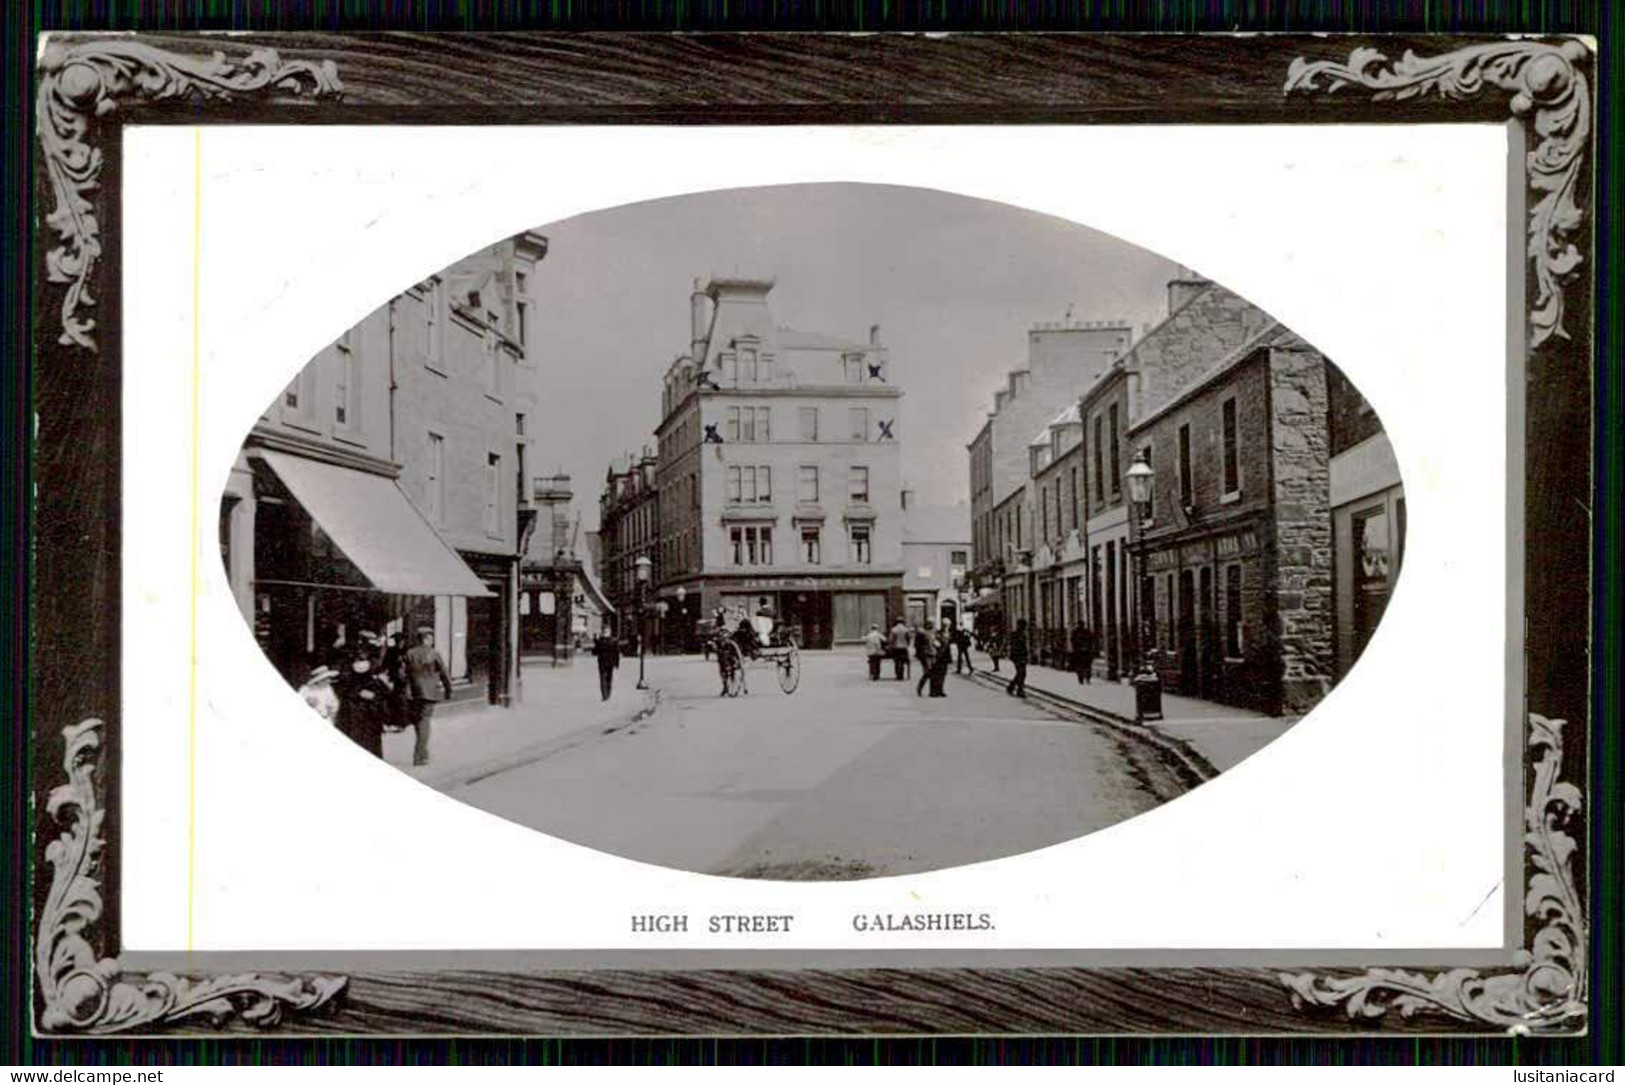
[777, 641, 801, 694]
[720, 640, 745, 698]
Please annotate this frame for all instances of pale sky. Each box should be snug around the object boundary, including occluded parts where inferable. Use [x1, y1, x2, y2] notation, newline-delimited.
[525, 183, 1182, 529]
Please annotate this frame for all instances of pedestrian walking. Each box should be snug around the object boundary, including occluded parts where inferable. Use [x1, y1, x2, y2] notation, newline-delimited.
[403, 625, 453, 767]
[928, 623, 952, 697]
[914, 623, 935, 696]
[863, 623, 886, 681]
[1007, 619, 1030, 698]
[593, 624, 621, 702]
[889, 618, 911, 681]
[985, 627, 1005, 673]
[1070, 620, 1097, 685]
[953, 625, 972, 674]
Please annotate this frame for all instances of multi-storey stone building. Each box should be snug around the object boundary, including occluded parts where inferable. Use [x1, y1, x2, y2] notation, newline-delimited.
[598, 448, 660, 640]
[1128, 324, 1335, 716]
[1078, 365, 1135, 679]
[1028, 404, 1087, 666]
[222, 231, 549, 706]
[651, 276, 904, 647]
[901, 497, 972, 630]
[965, 320, 1132, 630]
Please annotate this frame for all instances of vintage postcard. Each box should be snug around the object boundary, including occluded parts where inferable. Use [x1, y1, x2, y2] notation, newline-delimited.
[30, 33, 1594, 1036]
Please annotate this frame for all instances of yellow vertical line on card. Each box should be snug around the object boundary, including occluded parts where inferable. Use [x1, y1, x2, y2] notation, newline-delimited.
[187, 128, 203, 953]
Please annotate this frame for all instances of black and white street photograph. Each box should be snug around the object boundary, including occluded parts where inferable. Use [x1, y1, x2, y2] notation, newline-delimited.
[224, 183, 1401, 879]
[25, 22, 1604, 1048]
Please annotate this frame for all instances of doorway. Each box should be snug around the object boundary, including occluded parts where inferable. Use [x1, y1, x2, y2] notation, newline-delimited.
[1198, 565, 1215, 698]
[1177, 568, 1197, 695]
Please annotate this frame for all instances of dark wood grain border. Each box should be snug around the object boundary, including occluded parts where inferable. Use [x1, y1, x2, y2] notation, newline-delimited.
[30, 32, 1594, 1037]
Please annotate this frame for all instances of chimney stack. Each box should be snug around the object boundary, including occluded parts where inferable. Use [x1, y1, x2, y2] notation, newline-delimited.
[1167, 271, 1210, 316]
[690, 277, 709, 363]
[869, 323, 881, 346]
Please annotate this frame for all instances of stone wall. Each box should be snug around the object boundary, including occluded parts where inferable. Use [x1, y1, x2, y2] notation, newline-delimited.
[1267, 347, 1334, 714]
[1131, 282, 1277, 421]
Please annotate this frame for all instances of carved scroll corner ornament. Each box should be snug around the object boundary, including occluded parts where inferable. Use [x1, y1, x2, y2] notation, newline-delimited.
[1280, 714, 1586, 1035]
[35, 39, 343, 352]
[1285, 39, 1592, 350]
[35, 718, 348, 1034]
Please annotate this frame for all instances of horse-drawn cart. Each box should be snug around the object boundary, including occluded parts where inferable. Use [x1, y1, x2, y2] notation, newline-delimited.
[709, 621, 801, 696]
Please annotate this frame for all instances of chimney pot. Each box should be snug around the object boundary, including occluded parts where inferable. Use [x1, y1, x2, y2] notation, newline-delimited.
[869, 323, 881, 346]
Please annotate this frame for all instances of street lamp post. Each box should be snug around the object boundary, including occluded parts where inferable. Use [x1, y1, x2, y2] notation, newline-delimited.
[674, 586, 687, 653]
[634, 554, 651, 690]
[1125, 451, 1163, 722]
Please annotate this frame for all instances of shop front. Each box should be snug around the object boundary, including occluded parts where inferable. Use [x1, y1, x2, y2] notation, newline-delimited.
[245, 449, 497, 696]
[1143, 523, 1272, 713]
[687, 573, 903, 648]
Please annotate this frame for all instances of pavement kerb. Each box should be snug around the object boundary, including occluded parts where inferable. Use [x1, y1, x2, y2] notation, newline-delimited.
[963, 667, 1220, 788]
[417, 685, 662, 792]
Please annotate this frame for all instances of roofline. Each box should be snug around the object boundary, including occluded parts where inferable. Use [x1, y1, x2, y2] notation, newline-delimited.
[1128, 322, 1287, 433]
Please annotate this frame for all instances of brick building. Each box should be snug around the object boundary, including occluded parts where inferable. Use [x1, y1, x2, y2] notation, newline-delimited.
[647, 276, 906, 648]
[1128, 325, 1335, 716]
[223, 231, 549, 705]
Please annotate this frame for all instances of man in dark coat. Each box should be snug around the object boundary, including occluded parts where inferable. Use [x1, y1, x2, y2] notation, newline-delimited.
[928, 622, 953, 697]
[953, 624, 972, 674]
[1070, 620, 1097, 685]
[888, 618, 911, 681]
[914, 624, 936, 697]
[593, 624, 621, 702]
[404, 625, 453, 766]
[1007, 619, 1030, 698]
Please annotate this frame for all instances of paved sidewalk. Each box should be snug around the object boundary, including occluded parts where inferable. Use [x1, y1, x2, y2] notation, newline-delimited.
[382, 660, 657, 790]
[969, 657, 1298, 773]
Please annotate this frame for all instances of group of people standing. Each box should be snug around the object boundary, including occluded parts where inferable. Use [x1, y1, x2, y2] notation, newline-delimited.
[863, 618, 972, 698]
[296, 625, 453, 767]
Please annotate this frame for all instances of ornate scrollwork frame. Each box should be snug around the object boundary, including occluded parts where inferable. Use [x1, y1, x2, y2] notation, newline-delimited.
[30, 34, 1591, 1036]
[1280, 714, 1585, 1034]
[36, 720, 347, 1033]
[1277, 40, 1592, 1035]
[33, 37, 348, 1033]
[37, 39, 342, 352]
[1285, 40, 1591, 351]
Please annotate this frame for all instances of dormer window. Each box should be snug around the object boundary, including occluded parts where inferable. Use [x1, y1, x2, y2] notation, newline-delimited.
[843, 354, 865, 383]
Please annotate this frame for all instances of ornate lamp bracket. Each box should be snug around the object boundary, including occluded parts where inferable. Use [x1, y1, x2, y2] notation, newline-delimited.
[1286, 40, 1592, 350]
[36, 38, 344, 352]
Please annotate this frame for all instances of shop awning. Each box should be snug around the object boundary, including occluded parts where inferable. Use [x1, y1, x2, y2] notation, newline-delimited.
[258, 449, 493, 597]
